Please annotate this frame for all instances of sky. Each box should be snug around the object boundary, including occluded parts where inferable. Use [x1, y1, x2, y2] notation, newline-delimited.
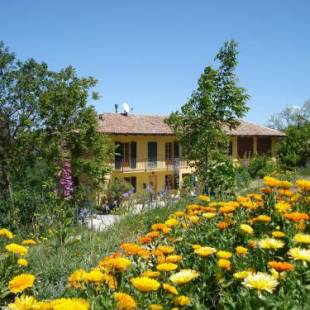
[1, 0, 310, 125]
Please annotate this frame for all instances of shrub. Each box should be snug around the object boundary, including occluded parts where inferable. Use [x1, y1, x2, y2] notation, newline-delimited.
[105, 179, 133, 210]
[248, 155, 277, 179]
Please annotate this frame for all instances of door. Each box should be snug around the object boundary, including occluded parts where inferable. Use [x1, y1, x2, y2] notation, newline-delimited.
[148, 142, 157, 168]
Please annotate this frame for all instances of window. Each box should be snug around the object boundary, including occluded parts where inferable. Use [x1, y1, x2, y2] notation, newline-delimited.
[237, 137, 253, 158]
[165, 142, 173, 162]
[165, 174, 179, 190]
[115, 142, 136, 168]
[257, 137, 272, 155]
[148, 142, 157, 168]
[228, 141, 233, 156]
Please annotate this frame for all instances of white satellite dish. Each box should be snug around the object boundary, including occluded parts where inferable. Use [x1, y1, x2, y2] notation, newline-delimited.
[123, 102, 130, 114]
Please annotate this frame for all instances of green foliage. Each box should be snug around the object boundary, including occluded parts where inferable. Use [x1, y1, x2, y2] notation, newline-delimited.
[166, 40, 249, 194]
[247, 155, 277, 179]
[234, 164, 251, 189]
[105, 178, 133, 208]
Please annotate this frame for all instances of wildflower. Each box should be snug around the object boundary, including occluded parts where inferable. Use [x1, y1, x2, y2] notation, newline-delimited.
[121, 243, 150, 258]
[165, 219, 179, 227]
[198, 195, 210, 201]
[156, 263, 178, 271]
[173, 296, 191, 306]
[235, 246, 248, 256]
[202, 212, 216, 219]
[9, 273, 36, 294]
[51, 298, 89, 310]
[130, 277, 160, 292]
[272, 231, 285, 238]
[217, 221, 231, 230]
[278, 189, 294, 197]
[268, 261, 294, 272]
[277, 180, 293, 188]
[264, 176, 280, 187]
[142, 270, 160, 278]
[293, 233, 310, 244]
[8, 295, 38, 310]
[258, 238, 284, 250]
[149, 305, 162, 310]
[157, 245, 174, 254]
[194, 246, 216, 257]
[138, 236, 152, 244]
[192, 244, 201, 250]
[169, 269, 199, 285]
[146, 231, 160, 239]
[6, 243, 28, 256]
[248, 239, 257, 248]
[260, 187, 272, 194]
[22, 239, 37, 246]
[0, 228, 14, 239]
[166, 255, 182, 263]
[68, 269, 87, 288]
[216, 250, 232, 259]
[296, 179, 310, 192]
[275, 202, 291, 214]
[98, 257, 131, 271]
[242, 272, 278, 293]
[113, 292, 137, 309]
[163, 283, 178, 295]
[17, 258, 28, 267]
[152, 223, 167, 231]
[217, 259, 231, 270]
[240, 224, 254, 235]
[233, 271, 252, 280]
[219, 205, 237, 214]
[252, 215, 271, 223]
[288, 248, 310, 262]
[284, 212, 309, 222]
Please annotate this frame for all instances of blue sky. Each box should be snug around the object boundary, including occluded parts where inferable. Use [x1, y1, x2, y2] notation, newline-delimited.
[1, 0, 309, 125]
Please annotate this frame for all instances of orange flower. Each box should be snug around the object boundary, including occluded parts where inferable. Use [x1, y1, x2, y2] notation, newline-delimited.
[151, 223, 167, 231]
[268, 261, 294, 272]
[217, 221, 231, 230]
[284, 212, 309, 222]
[219, 206, 236, 214]
[146, 231, 160, 239]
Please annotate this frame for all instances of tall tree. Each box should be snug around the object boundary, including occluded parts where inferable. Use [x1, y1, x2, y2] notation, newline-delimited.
[166, 41, 249, 194]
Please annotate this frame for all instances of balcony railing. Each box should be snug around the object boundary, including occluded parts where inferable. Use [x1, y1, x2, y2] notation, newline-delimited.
[114, 157, 189, 172]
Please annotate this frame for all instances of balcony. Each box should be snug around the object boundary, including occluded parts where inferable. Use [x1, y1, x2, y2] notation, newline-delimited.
[114, 157, 189, 172]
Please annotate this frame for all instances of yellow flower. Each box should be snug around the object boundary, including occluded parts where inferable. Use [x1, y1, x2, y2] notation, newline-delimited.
[169, 269, 199, 285]
[163, 283, 179, 295]
[202, 212, 217, 219]
[252, 215, 271, 223]
[52, 298, 89, 310]
[0, 228, 14, 239]
[198, 195, 210, 201]
[272, 231, 285, 238]
[240, 224, 254, 235]
[288, 248, 310, 262]
[173, 295, 191, 306]
[8, 295, 37, 310]
[242, 272, 278, 293]
[192, 244, 201, 250]
[293, 233, 310, 244]
[6, 243, 28, 256]
[233, 271, 252, 280]
[157, 245, 174, 254]
[149, 305, 162, 310]
[216, 250, 232, 259]
[114, 292, 137, 309]
[98, 257, 131, 271]
[248, 239, 257, 248]
[264, 176, 280, 187]
[194, 246, 216, 257]
[9, 273, 36, 294]
[33, 301, 53, 310]
[156, 263, 178, 272]
[187, 215, 200, 224]
[130, 277, 160, 292]
[296, 179, 310, 192]
[142, 270, 160, 278]
[258, 238, 284, 250]
[235, 246, 248, 256]
[275, 202, 291, 214]
[17, 258, 28, 267]
[277, 180, 293, 188]
[22, 239, 37, 246]
[165, 255, 182, 263]
[217, 259, 232, 270]
[165, 219, 179, 227]
[68, 269, 87, 288]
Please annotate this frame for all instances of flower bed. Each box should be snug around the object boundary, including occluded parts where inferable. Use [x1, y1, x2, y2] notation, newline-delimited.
[1, 177, 310, 309]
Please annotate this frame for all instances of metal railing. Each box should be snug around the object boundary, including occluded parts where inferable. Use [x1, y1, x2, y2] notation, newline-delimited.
[114, 157, 189, 172]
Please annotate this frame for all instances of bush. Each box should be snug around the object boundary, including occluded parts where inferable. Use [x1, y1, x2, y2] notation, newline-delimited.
[105, 179, 133, 210]
[247, 155, 277, 179]
[234, 164, 251, 189]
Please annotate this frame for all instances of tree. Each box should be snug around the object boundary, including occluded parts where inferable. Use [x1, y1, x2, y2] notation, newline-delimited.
[166, 41, 249, 194]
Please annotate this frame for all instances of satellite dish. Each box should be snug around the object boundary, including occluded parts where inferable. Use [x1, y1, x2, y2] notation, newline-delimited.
[123, 102, 130, 114]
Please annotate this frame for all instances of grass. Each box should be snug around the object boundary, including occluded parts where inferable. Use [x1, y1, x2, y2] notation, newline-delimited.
[28, 197, 190, 299]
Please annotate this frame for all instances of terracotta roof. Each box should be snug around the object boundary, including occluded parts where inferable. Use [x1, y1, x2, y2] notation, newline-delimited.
[98, 113, 285, 137]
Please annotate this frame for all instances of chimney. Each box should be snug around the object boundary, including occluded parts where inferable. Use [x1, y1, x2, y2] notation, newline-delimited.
[114, 104, 118, 113]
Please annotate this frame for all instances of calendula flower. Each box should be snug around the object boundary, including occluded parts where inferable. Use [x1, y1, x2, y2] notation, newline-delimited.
[17, 258, 28, 267]
[165, 219, 179, 227]
[157, 245, 174, 254]
[113, 292, 137, 309]
[242, 272, 278, 293]
[138, 236, 152, 244]
[268, 261, 294, 272]
[275, 202, 291, 214]
[146, 231, 160, 239]
[8, 295, 38, 310]
[6, 243, 28, 256]
[277, 180, 293, 188]
[284, 212, 309, 222]
[248, 239, 257, 248]
[173, 296, 191, 306]
[142, 270, 160, 278]
[0, 228, 14, 239]
[152, 223, 167, 231]
[264, 176, 280, 187]
[252, 215, 271, 223]
[216, 250, 232, 259]
[217, 259, 231, 270]
[187, 215, 200, 224]
[192, 244, 201, 250]
[166, 255, 182, 263]
[296, 179, 310, 192]
[219, 205, 236, 214]
[258, 238, 284, 250]
[52, 298, 89, 310]
[235, 246, 248, 256]
[294, 233, 310, 244]
[9, 273, 36, 294]
[288, 248, 310, 262]
[98, 257, 131, 271]
[22, 239, 37, 246]
[240, 224, 254, 235]
[233, 271, 252, 280]
[217, 221, 231, 230]
[149, 305, 162, 310]
[163, 283, 179, 295]
[68, 269, 87, 288]
[194, 246, 216, 257]
[156, 263, 178, 272]
[169, 269, 199, 285]
[130, 277, 160, 292]
[202, 212, 217, 219]
[272, 231, 285, 238]
[198, 195, 210, 201]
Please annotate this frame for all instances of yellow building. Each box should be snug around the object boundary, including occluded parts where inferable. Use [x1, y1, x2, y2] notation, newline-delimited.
[99, 113, 285, 193]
